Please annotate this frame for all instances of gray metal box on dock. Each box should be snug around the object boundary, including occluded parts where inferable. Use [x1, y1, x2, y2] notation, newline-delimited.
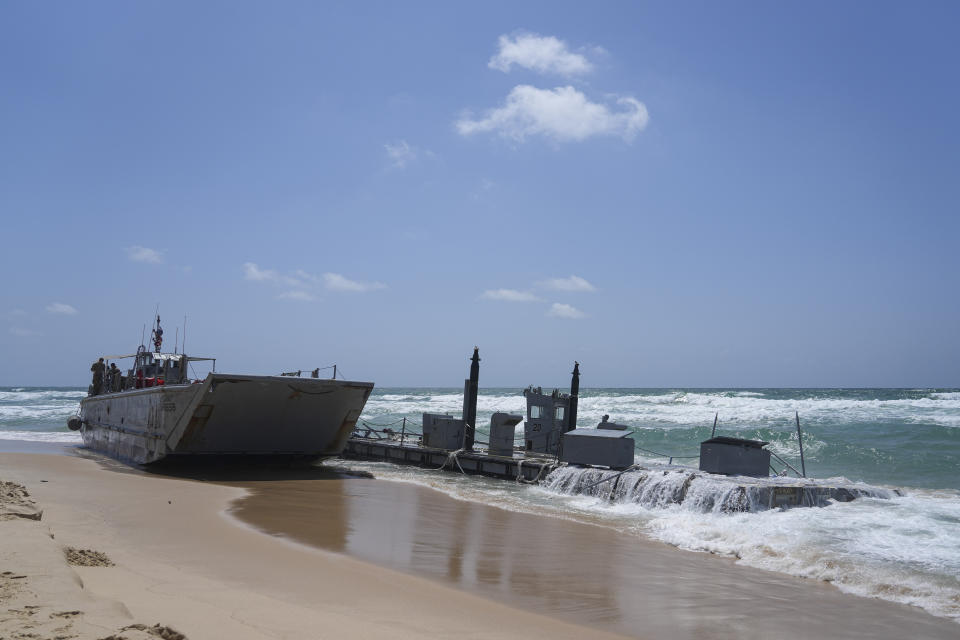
[488, 412, 522, 457]
[560, 428, 635, 470]
[422, 413, 464, 450]
[699, 436, 770, 477]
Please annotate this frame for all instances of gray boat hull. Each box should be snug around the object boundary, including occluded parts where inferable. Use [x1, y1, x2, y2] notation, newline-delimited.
[79, 373, 374, 464]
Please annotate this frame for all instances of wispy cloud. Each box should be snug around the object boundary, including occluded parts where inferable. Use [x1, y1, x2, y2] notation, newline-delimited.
[125, 245, 164, 264]
[323, 273, 385, 293]
[278, 290, 315, 302]
[384, 140, 436, 169]
[46, 302, 78, 315]
[481, 288, 542, 302]
[489, 32, 594, 76]
[540, 275, 596, 292]
[457, 85, 648, 143]
[547, 303, 585, 319]
[243, 263, 306, 288]
[385, 140, 417, 169]
[10, 327, 42, 337]
[243, 262, 277, 282]
[244, 263, 384, 296]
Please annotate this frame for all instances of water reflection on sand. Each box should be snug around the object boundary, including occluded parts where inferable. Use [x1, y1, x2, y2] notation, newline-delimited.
[222, 466, 957, 640]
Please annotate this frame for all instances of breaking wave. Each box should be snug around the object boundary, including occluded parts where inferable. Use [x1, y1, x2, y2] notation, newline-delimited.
[3, 385, 959, 623]
[540, 465, 894, 513]
[0, 430, 82, 443]
[364, 387, 960, 429]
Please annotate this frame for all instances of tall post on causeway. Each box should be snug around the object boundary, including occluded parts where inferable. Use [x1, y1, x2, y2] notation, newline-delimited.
[567, 361, 580, 432]
[795, 411, 807, 478]
[464, 347, 480, 451]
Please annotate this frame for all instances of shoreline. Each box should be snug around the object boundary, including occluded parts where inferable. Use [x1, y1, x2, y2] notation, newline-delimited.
[1, 450, 631, 640]
[1, 444, 958, 638]
[224, 460, 960, 638]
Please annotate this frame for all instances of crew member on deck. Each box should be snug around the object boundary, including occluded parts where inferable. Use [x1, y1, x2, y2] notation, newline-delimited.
[90, 357, 105, 395]
[109, 363, 122, 392]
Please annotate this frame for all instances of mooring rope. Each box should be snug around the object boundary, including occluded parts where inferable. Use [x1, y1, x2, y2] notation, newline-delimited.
[358, 418, 408, 427]
[575, 464, 642, 492]
[635, 445, 699, 461]
[516, 458, 558, 484]
[430, 448, 467, 474]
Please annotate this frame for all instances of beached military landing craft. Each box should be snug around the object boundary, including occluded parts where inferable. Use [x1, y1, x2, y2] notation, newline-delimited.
[69, 316, 374, 464]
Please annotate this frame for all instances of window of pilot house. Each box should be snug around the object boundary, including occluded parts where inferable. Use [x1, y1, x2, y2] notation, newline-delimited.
[530, 405, 543, 419]
[555, 406, 565, 421]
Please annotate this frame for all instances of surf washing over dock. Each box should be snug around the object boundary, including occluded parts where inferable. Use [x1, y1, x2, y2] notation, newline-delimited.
[3, 384, 959, 622]
[343, 348, 896, 513]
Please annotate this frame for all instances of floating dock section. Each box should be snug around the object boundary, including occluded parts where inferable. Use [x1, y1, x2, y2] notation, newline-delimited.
[341, 437, 896, 512]
[343, 348, 898, 513]
[342, 438, 560, 482]
[542, 465, 899, 512]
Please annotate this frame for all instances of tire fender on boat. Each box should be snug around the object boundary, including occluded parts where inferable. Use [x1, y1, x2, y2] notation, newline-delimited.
[67, 416, 83, 431]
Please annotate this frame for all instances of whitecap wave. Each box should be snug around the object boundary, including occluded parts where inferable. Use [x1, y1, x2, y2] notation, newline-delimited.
[0, 389, 86, 402]
[644, 491, 960, 621]
[0, 430, 82, 443]
[362, 389, 960, 429]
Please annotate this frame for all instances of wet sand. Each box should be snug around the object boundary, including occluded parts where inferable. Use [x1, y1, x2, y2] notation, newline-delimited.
[222, 462, 960, 640]
[3, 446, 958, 639]
[0, 449, 629, 640]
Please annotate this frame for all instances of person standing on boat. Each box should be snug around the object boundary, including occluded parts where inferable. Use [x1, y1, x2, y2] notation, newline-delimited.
[90, 357, 105, 395]
[109, 363, 122, 392]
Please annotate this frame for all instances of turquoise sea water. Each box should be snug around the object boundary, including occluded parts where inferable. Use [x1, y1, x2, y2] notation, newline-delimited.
[357, 387, 960, 491]
[3, 386, 959, 621]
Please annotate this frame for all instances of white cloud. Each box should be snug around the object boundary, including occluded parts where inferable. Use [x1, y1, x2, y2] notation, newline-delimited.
[244, 263, 383, 295]
[457, 85, 648, 143]
[481, 289, 542, 302]
[293, 269, 320, 284]
[243, 262, 277, 282]
[323, 273, 385, 293]
[540, 275, 596, 292]
[489, 33, 593, 76]
[125, 245, 163, 263]
[278, 290, 315, 302]
[385, 140, 417, 169]
[46, 302, 78, 315]
[10, 327, 42, 337]
[547, 303, 585, 319]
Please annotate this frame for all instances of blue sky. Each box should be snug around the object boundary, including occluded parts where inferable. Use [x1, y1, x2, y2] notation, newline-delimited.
[2, 1, 958, 387]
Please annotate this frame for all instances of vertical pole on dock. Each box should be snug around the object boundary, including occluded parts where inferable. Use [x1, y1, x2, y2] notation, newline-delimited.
[400, 417, 406, 447]
[711, 412, 718, 438]
[332, 364, 337, 380]
[795, 411, 806, 478]
[567, 361, 580, 433]
[464, 347, 480, 451]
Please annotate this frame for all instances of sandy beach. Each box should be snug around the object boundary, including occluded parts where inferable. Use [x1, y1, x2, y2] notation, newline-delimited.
[2, 447, 958, 640]
[1, 449, 629, 640]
